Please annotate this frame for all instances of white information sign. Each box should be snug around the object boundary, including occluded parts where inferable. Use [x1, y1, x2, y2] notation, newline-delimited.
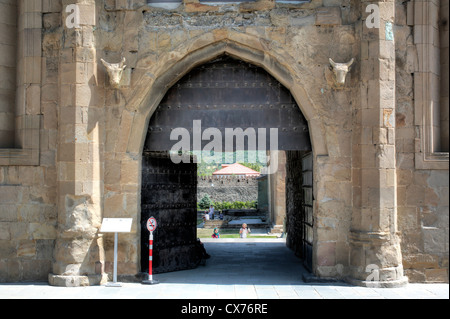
[100, 218, 133, 233]
[99, 218, 133, 287]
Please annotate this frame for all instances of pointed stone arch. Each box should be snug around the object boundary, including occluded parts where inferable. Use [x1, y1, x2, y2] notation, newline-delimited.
[105, 30, 332, 281]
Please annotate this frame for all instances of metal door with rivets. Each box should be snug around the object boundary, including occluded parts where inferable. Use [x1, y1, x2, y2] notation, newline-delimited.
[144, 55, 312, 152]
[140, 151, 199, 274]
[301, 152, 314, 272]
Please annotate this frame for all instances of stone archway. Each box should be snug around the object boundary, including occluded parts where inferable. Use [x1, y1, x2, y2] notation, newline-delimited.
[112, 31, 329, 281]
[119, 31, 328, 158]
[139, 55, 314, 275]
[48, 30, 331, 287]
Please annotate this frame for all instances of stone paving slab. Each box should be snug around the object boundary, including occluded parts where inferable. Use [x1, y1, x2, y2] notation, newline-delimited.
[0, 242, 448, 300]
[1, 282, 447, 300]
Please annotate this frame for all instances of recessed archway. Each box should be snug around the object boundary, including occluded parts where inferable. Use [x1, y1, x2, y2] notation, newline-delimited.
[112, 31, 330, 279]
[140, 54, 315, 275]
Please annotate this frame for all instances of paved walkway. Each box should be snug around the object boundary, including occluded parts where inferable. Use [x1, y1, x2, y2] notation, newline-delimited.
[0, 241, 448, 299]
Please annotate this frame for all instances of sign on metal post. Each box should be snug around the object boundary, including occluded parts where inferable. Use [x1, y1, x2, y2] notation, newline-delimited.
[142, 217, 159, 285]
[100, 218, 133, 287]
[101, 218, 133, 233]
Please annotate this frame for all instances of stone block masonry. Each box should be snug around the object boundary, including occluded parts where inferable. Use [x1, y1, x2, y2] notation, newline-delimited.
[197, 176, 258, 203]
[0, 0, 448, 285]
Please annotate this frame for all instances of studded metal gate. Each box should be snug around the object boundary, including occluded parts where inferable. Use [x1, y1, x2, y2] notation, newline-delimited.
[286, 150, 314, 271]
[144, 55, 312, 152]
[301, 152, 314, 272]
[140, 151, 199, 274]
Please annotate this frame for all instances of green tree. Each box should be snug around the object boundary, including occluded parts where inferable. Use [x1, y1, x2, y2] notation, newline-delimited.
[198, 194, 212, 209]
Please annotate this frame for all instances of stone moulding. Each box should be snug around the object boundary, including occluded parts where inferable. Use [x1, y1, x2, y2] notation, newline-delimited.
[412, 0, 450, 169]
[348, 230, 394, 245]
[346, 269, 408, 288]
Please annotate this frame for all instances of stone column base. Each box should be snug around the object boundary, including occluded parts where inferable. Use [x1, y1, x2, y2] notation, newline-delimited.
[346, 276, 408, 288]
[270, 224, 284, 233]
[348, 231, 408, 288]
[48, 273, 108, 287]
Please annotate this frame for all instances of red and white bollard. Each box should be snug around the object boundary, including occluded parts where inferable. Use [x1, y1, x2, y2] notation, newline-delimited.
[142, 217, 159, 285]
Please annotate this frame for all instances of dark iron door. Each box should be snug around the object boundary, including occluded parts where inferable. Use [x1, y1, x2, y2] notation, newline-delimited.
[145, 55, 312, 152]
[301, 152, 314, 272]
[285, 150, 304, 258]
[140, 151, 199, 274]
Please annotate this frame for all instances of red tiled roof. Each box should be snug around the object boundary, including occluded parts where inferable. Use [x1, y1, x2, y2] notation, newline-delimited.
[212, 163, 260, 176]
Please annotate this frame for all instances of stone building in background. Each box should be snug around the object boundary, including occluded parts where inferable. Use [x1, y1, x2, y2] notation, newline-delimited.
[0, 0, 448, 286]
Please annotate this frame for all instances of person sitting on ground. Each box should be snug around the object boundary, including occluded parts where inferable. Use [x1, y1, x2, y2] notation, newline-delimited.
[211, 228, 220, 238]
[239, 223, 251, 238]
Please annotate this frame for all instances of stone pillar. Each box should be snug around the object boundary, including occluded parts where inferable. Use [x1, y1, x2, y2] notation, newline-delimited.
[349, 1, 408, 287]
[268, 151, 286, 233]
[49, 0, 106, 286]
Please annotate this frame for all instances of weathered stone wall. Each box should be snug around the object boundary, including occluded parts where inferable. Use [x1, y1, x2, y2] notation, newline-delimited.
[0, 0, 60, 282]
[394, 0, 449, 283]
[197, 176, 258, 203]
[0, 0, 448, 285]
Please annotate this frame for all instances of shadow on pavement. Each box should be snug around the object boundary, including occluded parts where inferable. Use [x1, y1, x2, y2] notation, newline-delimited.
[154, 242, 312, 286]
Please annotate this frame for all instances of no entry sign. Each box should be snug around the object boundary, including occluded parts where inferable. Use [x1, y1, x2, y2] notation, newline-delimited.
[146, 217, 157, 232]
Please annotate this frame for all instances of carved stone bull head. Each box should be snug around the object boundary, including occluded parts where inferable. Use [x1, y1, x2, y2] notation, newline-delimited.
[101, 57, 126, 89]
[329, 58, 354, 86]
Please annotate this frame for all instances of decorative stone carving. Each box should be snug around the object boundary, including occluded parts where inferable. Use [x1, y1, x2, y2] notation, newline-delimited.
[329, 58, 354, 86]
[101, 57, 126, 88]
